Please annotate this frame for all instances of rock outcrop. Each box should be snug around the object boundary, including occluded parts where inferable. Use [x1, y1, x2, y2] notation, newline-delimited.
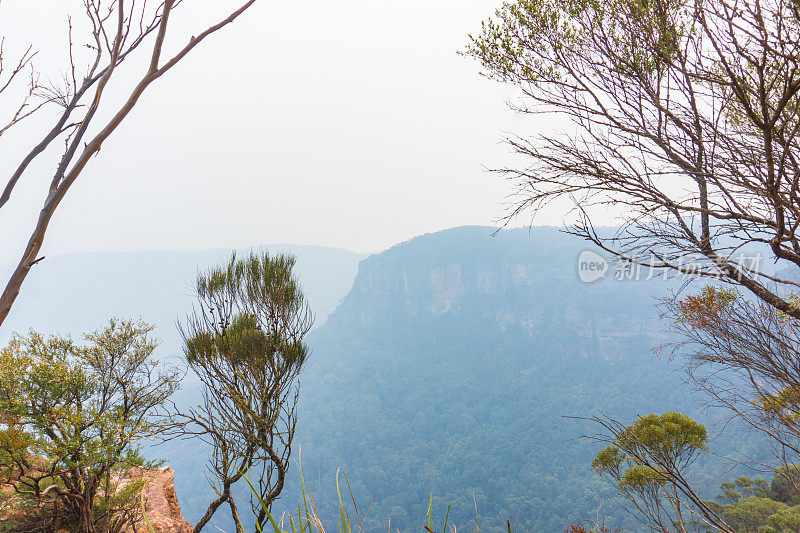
[124, 466, 193, 533]
[329, 226, 670, 359]
[0, 466, 193, 533]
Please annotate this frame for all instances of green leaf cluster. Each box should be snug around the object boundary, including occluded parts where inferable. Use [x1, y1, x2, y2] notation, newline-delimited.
[0, 319, 179, 531]
[592, 412, 707, 493]
[464, 0, 691, 84]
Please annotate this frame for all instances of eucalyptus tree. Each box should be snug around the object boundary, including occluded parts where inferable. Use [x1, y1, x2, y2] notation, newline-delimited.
[0, 0, 262, 327]
[589, 412, 732, 532]
[176, 251, 313, 533]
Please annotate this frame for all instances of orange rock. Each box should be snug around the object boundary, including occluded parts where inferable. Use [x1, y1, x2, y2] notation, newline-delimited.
[1, 466, 194, 533]
[125, 466, 193, 533]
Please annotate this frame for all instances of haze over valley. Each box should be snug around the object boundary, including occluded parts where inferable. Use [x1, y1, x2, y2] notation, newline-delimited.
[3, 227, 768, 532]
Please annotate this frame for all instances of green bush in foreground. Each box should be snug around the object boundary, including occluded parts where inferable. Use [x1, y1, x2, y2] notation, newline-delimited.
[0, 319, 179, 533]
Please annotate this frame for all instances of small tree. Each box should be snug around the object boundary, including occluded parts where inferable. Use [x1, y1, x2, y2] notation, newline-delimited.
[0, 319, 180, 533]
[589, 412, 731, 532]
[176, 251, 313, 533]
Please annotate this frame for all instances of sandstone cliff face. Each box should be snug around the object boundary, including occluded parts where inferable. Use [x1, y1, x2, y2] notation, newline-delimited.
[0, 466, 193, 533]
[125, 467, 193, 533]
[327, 226, 671, 360]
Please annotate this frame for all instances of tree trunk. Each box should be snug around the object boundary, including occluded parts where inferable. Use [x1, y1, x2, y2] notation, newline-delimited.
[77, 495, 96, 533]
[193, 476, 241, 533]
[0, 230, 45, 327]
[228, 493, 244, 533]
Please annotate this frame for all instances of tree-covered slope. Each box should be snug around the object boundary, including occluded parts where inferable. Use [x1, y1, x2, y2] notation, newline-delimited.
[250, 227, 765, 533]
[13, 228, 763, 532]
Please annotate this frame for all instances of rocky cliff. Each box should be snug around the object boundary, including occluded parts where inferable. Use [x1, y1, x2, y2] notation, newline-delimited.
[127, 467, 193, 533]
[326, 226, 671, 360]
[0, 467, 192, 533]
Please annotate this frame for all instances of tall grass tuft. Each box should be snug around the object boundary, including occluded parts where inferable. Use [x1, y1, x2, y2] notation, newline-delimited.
[141, 490, 155, 533]
[239, 456, 482, 533]
[241, 455, 379, 533]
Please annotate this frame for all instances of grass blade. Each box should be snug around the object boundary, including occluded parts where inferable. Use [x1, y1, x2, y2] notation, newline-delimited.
[243, 468, 283, 533]
[141, 490, 155, 533]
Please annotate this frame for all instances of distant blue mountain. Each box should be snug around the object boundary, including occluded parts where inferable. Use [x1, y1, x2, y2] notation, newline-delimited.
[166, 226, 765, 533]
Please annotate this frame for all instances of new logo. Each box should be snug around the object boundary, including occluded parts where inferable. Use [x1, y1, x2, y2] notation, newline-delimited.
[578, 250, 608, 283]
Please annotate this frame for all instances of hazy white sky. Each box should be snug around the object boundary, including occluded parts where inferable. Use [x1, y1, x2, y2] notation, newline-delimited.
[0, 0, 580, 263]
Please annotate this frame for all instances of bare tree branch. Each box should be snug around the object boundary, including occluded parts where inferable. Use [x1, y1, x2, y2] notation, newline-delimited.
[0, 0, 261, 328]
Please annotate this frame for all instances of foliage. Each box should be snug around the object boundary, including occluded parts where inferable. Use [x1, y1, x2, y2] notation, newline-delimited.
[720, 497, 787, 533]
[758, 504, 800, 533]
[662, 283, 800, 488]
[465, 0, 688, 83]
[176, 251, 313, 533]
[673, 287, 738, 330]
[0, 319, 179, 533]
[465, 0, 800, 526]
[617, 412, 708, 464]
[772, 467, 800, 506]
[697, 469, 800, 532]
[589, 412, 725, 531]
[713, 478, 773, 506]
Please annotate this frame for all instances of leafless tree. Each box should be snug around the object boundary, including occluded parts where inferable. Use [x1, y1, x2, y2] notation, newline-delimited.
[465, 0, 800, 315]
[661, 286, 800, 493]
[172, 251, 313, 533]
[0, 0, 261, 327]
